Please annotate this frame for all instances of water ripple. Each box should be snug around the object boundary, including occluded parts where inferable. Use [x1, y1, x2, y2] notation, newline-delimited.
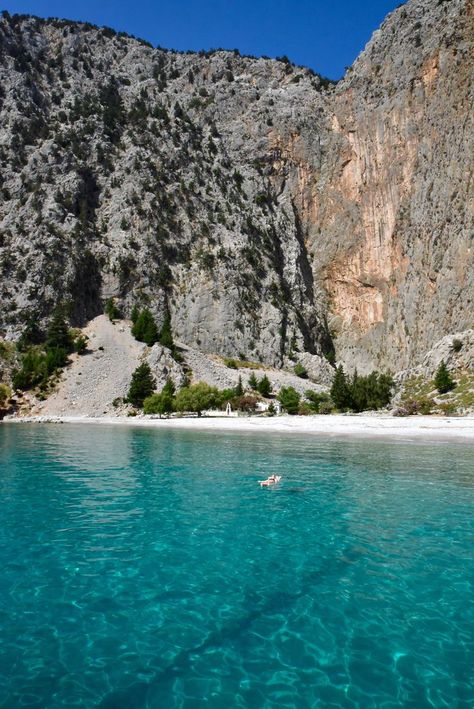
[0, 424, 473, 707]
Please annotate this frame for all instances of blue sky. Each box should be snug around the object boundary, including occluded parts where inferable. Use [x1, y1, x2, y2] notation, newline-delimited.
[2, 1, 401, 79]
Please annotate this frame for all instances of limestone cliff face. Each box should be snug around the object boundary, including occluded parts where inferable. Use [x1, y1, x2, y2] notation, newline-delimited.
[0, 0, 472, 374]
[0, 14, 333, 368]
[315, 0, 474, 371]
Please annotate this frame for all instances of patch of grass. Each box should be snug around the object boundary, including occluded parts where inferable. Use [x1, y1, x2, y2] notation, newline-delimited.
[446, 374, 474, 409]
[222, 358, 267, 371]
[401, 372, 474, 414]
[401, 375, 434, 399]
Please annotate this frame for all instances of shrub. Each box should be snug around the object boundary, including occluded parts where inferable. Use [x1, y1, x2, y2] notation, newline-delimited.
[319, 400, 333, 415]
[351, 371, 394, 412]
[12, 349, 48, 390]
[410, 399, 424, 416]
[395, 397, 434, 416]
[255, 193, 269, 206]
[230, 394, 259, 413]
[434, 360, 455, 394]
[451, 339, 463, 353]
[45, 347, 68, 373]
[0, 383, 12, 405]
[74, 335, 88, 354]
[0, 340, 15, 362]
[105, 298, 120, 321]
[438, 402, 457, 416]
[294, 363, 308, 379]
[18, 317, 43, 351]
[305, 390, 331, 413]
[224, 358, 238, 369]
[324, 350, 336, 366]
[127, 362, 155, 407]
[277, 386, 300, 414]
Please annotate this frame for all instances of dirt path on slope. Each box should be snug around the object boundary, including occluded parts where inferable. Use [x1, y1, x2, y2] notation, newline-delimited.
[39, 315, 145, 417]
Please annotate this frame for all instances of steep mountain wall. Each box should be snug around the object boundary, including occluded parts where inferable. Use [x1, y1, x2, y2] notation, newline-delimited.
[0, 12, 334, 368]
[317, 0, 474, 371]
[0, 0, 472, 373]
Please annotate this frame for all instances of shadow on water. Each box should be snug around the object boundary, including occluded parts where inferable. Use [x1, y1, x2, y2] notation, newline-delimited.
[99, 547, 357, 706]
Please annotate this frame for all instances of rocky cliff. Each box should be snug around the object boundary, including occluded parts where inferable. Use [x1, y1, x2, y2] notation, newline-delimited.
[0, 0, 472, 375]
[320, 0, 474, 372]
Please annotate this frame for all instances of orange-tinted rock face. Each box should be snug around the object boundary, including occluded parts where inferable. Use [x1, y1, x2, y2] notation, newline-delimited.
[322, 103, 417, 339]
[304, 0, 473, 371]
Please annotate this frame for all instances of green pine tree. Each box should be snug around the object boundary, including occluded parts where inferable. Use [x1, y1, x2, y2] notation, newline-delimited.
[248, 372, 258, 390]
[434, 360, 455, 394]
[132, 309, 159, 347]
[162, 377, 176, 399]
[127, 363, 156, 407]
[18, 316, 44, 351]
[46, 309, 73, 353]
[159, 313, 174, 350]
[105, 298, 120, 321]
[257, 374, 272, 397]
[277, 386, 300, 415]
[234, 375, 244, 397]
[350, 369, 366, 412]
[330, 365, 351, 410]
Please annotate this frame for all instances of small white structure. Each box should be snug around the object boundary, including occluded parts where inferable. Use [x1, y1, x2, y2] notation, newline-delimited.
[225, 402, 232, 416]
[256, 401, 281, 415]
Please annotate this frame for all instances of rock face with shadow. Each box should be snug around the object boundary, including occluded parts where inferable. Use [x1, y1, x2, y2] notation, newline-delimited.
[0, 0, 472, 374]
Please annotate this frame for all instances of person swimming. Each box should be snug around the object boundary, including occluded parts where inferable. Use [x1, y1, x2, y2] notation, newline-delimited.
[258, 474, 281, 486]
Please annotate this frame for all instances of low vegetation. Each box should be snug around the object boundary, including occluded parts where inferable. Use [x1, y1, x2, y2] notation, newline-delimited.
[105, 298, 120, 322]
[0, 383, 12, 416]
[12, 309, 87, 393]
[126, 359, 402, 418]
[330, 366, 394, 413]
[305, 390, 332, 413]
[143, 378, 175, 416]
[222, 357, 266, 370]
[133, 372, 264, 417]
[277, 386, 300, 414]
[293, 363, 308, 379]
[397, 363, 472, 416]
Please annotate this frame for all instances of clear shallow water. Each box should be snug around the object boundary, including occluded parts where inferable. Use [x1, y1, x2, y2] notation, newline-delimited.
[0, 424, 473, 708]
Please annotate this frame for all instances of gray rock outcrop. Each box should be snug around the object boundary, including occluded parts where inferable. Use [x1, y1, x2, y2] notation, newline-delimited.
[0, 0, 472, 375]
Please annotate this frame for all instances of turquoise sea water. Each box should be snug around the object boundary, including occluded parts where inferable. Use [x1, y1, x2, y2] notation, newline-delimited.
[0, 424, 473, 708]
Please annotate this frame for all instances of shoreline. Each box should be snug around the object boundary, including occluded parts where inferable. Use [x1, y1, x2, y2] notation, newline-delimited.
[3, 413, 474, 442]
